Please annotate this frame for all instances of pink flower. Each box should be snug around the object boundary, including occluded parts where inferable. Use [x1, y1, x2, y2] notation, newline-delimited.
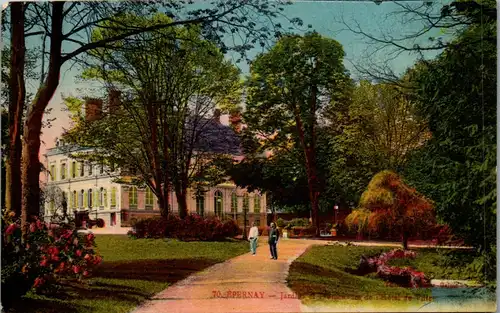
[61, 229, 73, 239]
[5, 224, 17, 235]
[33, 277, 45, 288]
[76, 250, 82, 257]
[73, 238, 79, 246]
[36, 219, 44, 230]
[93, 255, 102, 265]
[29, 223, 36, 233]
[83, 270, 89, 277]
[48, 230, 54, 237]
[72, 265, 80, 274]
[86, 233, 95, 242]
[40, 259, 48, 267]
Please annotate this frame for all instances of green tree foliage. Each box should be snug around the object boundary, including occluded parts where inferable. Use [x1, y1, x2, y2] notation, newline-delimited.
[325, 80, 430, 205]
[63, 14, 242, 218]
[245, 32, 350, 234]
[404, 0, 496, 281]
[346, 170, 435, 249]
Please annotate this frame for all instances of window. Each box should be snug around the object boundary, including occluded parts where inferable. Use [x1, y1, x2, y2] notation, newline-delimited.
[231, 192, 237, 212]
[49, 200, 55, 214]
[73, 191, 77, 209]
[79, 162, 85, 177]
[88, 163, 93, 176]
[196, 194, 205, 216]
[100, 163, 104, 174]
[99, 187, 104, 207]
[50, 165, 56, 181]
[243, 193, 249, 212]
[72, 162, 77, 178]
[103, 188, 108, 208]
[129, 187, 137, 208]
[79, 190, 84, 208]
[214, 191, 223, 218]
[111, 187, 117, 207]
[254, 195, 261, 213]
[88, 189, 93, 208]
[93, 189, 98, 209]
[61, 163, 66, 180]
[145, 187, 154, 208]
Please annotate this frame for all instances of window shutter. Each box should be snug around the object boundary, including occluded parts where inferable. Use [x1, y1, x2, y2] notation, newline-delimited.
[69, 191, 73, 208]
[104, 189, 108, 207]
[83, 191, 87, 208]
[53, 166, 57, 181]
[111, 188, 116, 206]
[94, 191, 98, 207]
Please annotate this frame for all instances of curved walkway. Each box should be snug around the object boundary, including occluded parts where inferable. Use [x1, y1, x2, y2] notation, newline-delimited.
[130, 238, 327, 313]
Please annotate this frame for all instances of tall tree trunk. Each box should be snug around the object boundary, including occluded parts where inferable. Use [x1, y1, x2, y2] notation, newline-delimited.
[21, 2, 64, 233]
[5, 2, 25, 218]
[402, 230, 410, 250]
[293, 104, 321, 236]
[174, 180, 188, 219]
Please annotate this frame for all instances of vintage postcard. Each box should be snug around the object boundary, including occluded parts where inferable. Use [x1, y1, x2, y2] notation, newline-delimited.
[1, 0, 496, 312]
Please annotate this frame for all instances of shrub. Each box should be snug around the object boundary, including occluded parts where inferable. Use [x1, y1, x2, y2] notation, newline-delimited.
[276, 218, 286, 228]
[290, 226, 316, 237]
[1, 214, 101, 307]
[129, 214, 239, 241]
[289, 218, 309, 227]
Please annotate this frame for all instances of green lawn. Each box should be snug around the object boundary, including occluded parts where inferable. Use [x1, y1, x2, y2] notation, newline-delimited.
[8, 235, 248, 313]
[287, 245, 479, 304]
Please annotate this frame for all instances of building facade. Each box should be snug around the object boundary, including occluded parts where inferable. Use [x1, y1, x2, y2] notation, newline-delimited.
[43, 141, 267, 228]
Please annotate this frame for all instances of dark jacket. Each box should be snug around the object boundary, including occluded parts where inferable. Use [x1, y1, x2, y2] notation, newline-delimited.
[268, 228, 280, 244]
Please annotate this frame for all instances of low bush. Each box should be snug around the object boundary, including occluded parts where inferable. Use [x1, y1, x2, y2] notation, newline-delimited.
[129, 214, 239, 241]
[1, 213, 101, 308]
[276, 218, 286, 228]
[289, 218, 310, 227]
[290, 226, 317, 237]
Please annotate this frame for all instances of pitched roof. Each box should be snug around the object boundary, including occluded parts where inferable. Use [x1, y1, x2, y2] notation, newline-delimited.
[188, 117, 242, 155]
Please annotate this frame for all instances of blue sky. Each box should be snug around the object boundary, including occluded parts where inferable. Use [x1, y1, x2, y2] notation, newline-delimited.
[20, 0, 446, 154]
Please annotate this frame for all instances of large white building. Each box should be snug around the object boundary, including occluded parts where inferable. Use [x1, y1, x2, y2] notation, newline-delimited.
[43, 111, 268, 228]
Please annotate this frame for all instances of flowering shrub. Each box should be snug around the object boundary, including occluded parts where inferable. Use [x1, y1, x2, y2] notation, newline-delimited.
[1, 214, 102, 306]
[357, 249, 430, 288]
[128, 214, 239, 241]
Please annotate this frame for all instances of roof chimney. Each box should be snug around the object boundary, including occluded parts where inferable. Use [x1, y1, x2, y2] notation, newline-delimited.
[85, 98, 103, 122]
[229, 109, 242, 133]
[108, 89, 121, 114]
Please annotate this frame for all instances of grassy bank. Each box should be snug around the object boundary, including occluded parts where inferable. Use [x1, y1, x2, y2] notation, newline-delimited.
[287, 245, 479, 304]
[8, 235, 248, 313]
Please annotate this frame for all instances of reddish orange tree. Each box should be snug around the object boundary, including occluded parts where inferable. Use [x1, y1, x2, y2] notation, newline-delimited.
[346, 170, 435, 249]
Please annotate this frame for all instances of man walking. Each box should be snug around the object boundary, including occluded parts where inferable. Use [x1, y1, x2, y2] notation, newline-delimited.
[268, 222, 280, 260]
[248, 222, 259, 255]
